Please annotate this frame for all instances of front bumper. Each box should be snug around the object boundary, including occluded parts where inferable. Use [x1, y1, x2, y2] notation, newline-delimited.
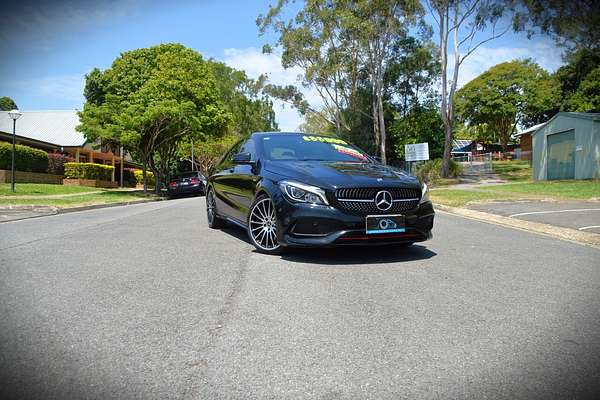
[273, 193, 434, 247]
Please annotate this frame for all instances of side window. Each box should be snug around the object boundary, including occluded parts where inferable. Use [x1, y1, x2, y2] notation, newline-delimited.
[240, 138, 256, 160]
[216, 140, 243, 170]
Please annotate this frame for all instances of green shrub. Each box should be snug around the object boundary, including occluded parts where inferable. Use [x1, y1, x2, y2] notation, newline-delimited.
[64, 162, 114, 181]
[416, 159, 463, 183]
[122, 168, 138, 187]
[0, 142, 48, 173]
[134, 170, 155, 187]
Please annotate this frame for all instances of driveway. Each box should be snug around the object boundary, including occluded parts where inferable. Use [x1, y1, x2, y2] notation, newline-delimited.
[468, 200, 600, 234]
[1, 198, 599, 399]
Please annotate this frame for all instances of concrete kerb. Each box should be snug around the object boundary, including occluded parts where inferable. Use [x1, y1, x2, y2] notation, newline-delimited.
[434, 203, 600, 250]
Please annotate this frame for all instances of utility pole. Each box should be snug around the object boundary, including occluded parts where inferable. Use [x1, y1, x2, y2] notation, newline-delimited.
[191, 139, 195, 171]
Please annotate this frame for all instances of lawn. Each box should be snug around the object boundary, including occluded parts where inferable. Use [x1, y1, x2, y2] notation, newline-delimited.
[429, 189, 526, 207]
[431, 179, 599, 207]
[490, 180, 600, 200]
[492, 160, 532, 182]
[0, 183, 103, 196]
[0, 183, 162, 208]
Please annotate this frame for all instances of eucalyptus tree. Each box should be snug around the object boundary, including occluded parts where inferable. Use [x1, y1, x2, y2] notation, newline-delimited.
[426, 0, 516, 176]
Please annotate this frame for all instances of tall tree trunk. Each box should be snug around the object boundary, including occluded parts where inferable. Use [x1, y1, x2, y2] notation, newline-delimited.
[142, 158, 148, 194]
[377, 88, 387, 165]
[372, 84, 380, 155]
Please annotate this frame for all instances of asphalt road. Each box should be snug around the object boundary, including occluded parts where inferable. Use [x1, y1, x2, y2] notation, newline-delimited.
[1, 197, 599, 400]
[468, 200, 600, 234]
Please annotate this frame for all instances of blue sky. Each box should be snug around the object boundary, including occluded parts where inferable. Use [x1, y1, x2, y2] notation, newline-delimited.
[0, 0, 565, 130]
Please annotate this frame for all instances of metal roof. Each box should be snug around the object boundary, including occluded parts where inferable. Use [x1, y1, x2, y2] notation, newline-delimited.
[513, 122, 546, 138]
[0, 110, 85, 147]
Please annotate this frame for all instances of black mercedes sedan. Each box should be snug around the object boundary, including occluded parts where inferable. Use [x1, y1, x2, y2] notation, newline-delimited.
[206, 132, 434, 254]
[167, 171, 206, 198]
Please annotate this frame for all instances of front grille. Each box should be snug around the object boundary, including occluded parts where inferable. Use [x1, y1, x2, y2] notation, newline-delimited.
[334, 187, 421, 214]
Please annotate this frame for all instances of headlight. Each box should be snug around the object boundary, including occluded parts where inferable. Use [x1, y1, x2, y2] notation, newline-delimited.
[419, 182, 429, 204]
[279, 180, 329, 205]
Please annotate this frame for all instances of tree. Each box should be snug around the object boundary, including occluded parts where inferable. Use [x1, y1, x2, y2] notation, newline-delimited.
[258, 0, 424, 164]
[426, 0, 515, 177]
[565, 66, 600, 112]
[78, 44, 230, 194]
[258, 0, 361, 135]
[209, 61, 278, 134]
[455, 60, 561, 150]
[517, 0, 600, 53]
[389, 103, 445, 160]
[0, 96, 17, 111]
[298, 111, 336, 135]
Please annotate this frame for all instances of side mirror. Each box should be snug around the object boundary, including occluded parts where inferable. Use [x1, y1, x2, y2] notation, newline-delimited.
[232, 152, 254, 165]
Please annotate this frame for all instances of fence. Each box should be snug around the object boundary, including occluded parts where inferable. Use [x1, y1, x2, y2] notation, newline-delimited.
[452, 152, 493, 174]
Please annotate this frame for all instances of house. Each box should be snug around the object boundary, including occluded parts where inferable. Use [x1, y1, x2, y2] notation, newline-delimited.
[513, 122, 546, 160]
[531, 112, 600, 180]
[0, 110, 136, 182]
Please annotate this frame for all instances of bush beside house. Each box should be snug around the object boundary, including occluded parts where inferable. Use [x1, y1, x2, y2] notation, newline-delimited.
[63, 162, 117, 188]
[134, 170, 155, 187]
[0, 142, 49, 173]
[47, 153, 74, 175]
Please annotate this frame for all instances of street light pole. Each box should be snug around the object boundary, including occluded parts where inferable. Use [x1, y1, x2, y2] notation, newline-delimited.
[7, 109, 22, 192]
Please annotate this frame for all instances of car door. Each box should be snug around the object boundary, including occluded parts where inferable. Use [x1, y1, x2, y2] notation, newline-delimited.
[228, 138, 261, 223]
[211, 140, 243, 220]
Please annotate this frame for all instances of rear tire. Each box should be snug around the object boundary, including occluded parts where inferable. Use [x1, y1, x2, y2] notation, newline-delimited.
[206, 188, 226, 229]
[247, 194, 283, 255]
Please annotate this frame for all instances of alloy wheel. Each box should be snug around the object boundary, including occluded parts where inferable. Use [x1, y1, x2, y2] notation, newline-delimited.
[249, 197, 280, 251]
[206, 190, 216, 224]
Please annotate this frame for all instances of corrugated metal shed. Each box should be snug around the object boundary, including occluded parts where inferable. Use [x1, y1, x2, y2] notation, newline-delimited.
[0, 110, 85, 147]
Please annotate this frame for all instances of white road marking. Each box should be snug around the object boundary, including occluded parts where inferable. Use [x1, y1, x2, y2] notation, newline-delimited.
[578, 225, 600, 231]
[509, 209, 600, 218]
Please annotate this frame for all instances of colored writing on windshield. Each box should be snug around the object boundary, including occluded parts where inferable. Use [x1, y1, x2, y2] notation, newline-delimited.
[333, 144, 368, 161]
[302, 135, 347, 145]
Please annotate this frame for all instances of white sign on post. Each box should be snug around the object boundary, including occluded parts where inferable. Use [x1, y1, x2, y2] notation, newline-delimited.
[404, 142, 429, 162]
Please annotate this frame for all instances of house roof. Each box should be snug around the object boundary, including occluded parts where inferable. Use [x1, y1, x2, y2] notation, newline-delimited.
[0, 110, 85, 147]
[513, 122, 546, 139]
[451, 139, 473, 153]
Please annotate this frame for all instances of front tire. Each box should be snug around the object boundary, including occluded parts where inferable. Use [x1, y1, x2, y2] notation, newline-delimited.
[247, 194, 283, 255]
[206, 188, 226, 229]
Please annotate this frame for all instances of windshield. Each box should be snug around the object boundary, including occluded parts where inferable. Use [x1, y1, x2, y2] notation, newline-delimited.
[177, 172, 204, 179]
[260, 135, 370, 162]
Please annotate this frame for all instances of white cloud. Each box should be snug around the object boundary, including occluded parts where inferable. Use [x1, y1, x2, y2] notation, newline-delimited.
[222, 47, 321, 131]
[0, 73, 86, 109]
[452, 41, 564, 88]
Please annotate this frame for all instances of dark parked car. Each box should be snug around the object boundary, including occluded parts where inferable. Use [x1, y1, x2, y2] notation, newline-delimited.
[206, 132, 434, 254]
[167, 171, 206, 198]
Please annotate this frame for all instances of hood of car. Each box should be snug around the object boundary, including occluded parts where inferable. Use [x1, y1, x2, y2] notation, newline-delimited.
[263, 160, 420, 190]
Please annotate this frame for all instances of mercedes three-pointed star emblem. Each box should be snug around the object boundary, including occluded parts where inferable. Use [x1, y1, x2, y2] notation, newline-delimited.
[375, 190, 393, 211]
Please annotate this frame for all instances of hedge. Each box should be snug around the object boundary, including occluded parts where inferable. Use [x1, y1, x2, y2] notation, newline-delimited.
[0, 142, 48, 173]
[134, 169, 155, 187]
[64, 162, 114, 181]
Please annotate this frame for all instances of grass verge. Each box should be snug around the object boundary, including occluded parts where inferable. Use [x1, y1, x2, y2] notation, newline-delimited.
[491, 160, 532, 182]
[0, 185, 161, 208]
[431, 179, 599, 207]
[429, 189, 526, 207]
[0, 183, 104, 196]
[489, 180, 600, 200]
